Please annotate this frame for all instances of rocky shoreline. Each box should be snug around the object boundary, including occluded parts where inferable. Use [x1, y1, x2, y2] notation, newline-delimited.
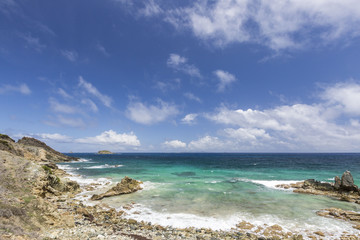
[1, 134, 360, 239]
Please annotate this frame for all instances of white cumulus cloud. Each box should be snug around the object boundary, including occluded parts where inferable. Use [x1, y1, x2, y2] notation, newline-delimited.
[163, 140, 187, 148]
[322, 82, 360, 116]
[76, 130, 140, 146]
[126, 99, 179, 125]
[181, 113, 198, 125]
[154, 0, 360, 51]
[205, 81, 360, 151]
[188, 136, 224, 151]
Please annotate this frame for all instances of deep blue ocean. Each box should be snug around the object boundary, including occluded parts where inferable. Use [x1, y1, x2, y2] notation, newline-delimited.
[59, 153, 360, 237]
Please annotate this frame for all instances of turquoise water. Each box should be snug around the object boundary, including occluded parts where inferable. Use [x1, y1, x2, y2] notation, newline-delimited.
[59, 153, 360, 236]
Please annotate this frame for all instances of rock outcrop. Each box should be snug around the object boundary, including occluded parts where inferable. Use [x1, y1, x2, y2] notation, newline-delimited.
[341, 170, 358, 191]
[18, 137, 78, 162]
[0, 134, 23, 156]
[317, 208, 360, 223]
[91, 176, 143, 200]
[276, 171, 360, 204]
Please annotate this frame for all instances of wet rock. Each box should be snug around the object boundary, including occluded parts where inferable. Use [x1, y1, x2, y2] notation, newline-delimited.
[314, 231, 325, 236]
[316, 208, 360, 224]
[236, 220, 254, 230]
[91, 176, 143, 200]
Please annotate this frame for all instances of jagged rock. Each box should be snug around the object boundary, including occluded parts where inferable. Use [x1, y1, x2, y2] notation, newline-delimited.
[18, 137, 78, 162]
[0, 134, 23, 156]
[0, 134, 15, 142]
[91, 176, 143, 200]
[303, 179, 334, 191]
[277, 171, 360, 204]
[341, 171, 358, 191]
[334, 176, 341, 189]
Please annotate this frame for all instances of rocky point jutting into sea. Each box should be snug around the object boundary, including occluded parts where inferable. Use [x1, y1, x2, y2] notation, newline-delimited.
[1, 134, 360, 239]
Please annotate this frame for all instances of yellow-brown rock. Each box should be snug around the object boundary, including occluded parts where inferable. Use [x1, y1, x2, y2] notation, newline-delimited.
[91, 176, 143, 200]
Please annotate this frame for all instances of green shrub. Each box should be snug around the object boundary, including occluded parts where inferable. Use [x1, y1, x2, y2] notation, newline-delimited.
[41, 165, 53, 174]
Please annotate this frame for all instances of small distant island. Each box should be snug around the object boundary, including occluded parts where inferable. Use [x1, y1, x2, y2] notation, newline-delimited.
[98, 150, 113, 154]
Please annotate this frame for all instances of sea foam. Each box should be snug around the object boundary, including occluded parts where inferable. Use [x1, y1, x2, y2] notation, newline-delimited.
[84, 164, 123, 169]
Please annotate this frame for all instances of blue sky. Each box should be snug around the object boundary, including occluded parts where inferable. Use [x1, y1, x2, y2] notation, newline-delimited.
[1, 0, 360, 152]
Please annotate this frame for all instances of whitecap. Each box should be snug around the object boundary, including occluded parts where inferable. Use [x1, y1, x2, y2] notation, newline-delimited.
[83, 164, 123, 169]
[229, 178, 301, 190]
[78, 158, 92, 162]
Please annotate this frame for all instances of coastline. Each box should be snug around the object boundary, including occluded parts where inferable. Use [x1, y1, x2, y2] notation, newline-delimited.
[1, 136, 360, 239]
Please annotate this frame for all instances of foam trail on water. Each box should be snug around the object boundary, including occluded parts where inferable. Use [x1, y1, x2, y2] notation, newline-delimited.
[229, 178, 301, 190]
[84, 164, 123, 169]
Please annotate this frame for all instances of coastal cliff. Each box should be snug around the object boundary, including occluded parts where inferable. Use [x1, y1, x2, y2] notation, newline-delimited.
[0, 135, 264, 240]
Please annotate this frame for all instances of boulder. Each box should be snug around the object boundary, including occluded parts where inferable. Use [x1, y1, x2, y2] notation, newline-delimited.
[91, 176, 142, 200]
[341, 171, 358, 191]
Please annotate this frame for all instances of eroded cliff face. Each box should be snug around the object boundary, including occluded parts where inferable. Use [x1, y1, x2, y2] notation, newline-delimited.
[0, 134, 80, 239]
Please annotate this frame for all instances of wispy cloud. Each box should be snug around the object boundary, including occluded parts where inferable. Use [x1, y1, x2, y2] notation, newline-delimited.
[57, 88, 73, 99]
[167, 53, 201, 78]
[0, 83, 31, 95]
[61, 50, 78, 62]
[139, 0, 163, 17]
[126, 99, 179, 125]
[96, 43, 110, 57]
[78, 76, 112, 108]
[214, 70, 236, 92]
[184, 92, 202, 103]
[44, 115, 86, 128]
[49, 98, 77, 114]
[81, 98, 98, 113]
[19, 33, 46, 52]
[154, 78, 181, 92]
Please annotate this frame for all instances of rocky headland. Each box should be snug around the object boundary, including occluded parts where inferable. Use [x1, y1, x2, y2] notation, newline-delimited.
[276, 171, 360, 204]
[1, 134, 360, 239]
